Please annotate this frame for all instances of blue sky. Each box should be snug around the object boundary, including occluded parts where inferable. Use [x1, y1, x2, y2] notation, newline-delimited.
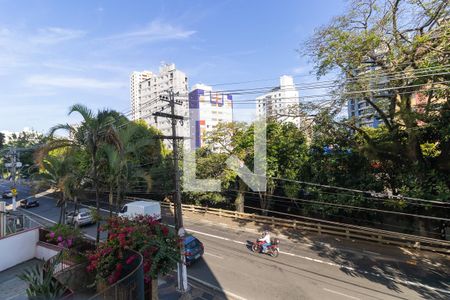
[0, 0, 346, 133]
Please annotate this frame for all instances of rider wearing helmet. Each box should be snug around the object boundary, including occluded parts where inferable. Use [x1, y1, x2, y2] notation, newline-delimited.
[258, 230, 271, 253]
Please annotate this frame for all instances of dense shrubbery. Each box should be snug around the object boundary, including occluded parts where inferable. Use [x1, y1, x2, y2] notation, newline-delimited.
[87, 216, 179, 285]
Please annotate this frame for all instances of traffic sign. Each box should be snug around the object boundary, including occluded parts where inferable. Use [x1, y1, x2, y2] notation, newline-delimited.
[11, 188, 17, 196]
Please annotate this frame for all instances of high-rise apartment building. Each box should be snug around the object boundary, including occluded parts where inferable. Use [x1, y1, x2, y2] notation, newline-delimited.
[256, 75, 300, 126]
[130, 71, 153, 121]
[347, 99, 383, 128]
[130, 64, 189, 147]
[188, 84, 233, 150]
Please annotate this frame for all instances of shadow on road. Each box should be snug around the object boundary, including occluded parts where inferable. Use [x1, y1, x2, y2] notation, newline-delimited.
[161, 206, 228, 300]
[194, 209, 450, 300]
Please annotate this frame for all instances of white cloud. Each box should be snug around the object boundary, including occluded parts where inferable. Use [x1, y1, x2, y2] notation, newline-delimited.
[31, 27, 86, 44]
[292, 66, 305, 74]
[27, 75, 126, 89]
[102, 20, 196, 44]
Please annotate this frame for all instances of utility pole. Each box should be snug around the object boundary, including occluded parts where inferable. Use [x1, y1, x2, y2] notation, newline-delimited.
[11, 147, 17, 211]
[153, 90, 189, 293]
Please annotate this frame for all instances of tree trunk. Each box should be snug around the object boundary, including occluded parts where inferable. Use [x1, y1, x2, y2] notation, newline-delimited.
[58, 203, 63, 224]
[93, 151, 101, 243]
[62, 200, 67, 225]
[235, 178, 246, 213]
[74, 196, 78, 214]
[235, 191, 245, 213]
[95, 184, 100, 243]
[109, 187, 114, 218]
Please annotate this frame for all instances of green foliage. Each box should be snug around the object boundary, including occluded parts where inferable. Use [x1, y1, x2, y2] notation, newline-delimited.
[88, 216, 180, 285]
[302, 0, 450, 200]
[18, 254, 67, 300]
[39, 104, 168, 242]
[46, 224, 82, 244]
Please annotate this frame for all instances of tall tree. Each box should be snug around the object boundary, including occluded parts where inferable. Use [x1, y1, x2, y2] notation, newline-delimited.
[303, 0, 450, 192]
[34, 152, 76, 224]
[45, 104, 120, 243]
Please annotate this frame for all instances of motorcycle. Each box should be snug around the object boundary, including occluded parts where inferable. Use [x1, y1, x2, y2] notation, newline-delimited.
[252, 238, 280, 257]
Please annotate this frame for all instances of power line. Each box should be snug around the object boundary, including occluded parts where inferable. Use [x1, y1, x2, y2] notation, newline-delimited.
[207, 60, 450, 88]
[234, 170, 449, 205]
[229, 189, 450, 222]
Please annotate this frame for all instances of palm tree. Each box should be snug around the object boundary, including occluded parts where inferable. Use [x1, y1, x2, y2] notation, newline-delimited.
[45, 104, 120, 243]
[100, 125, 153, 216]
[34, 154, 74, 224]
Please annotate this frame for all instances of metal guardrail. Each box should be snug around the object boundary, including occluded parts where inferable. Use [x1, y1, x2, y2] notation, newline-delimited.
[124, 196, 450, 254]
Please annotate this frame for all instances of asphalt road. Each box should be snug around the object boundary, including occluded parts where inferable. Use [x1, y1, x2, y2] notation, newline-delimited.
[2, 181, 449, 300]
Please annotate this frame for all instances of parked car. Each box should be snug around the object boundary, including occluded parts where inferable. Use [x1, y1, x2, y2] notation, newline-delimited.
[2, 190, 13, 199]
[119, 200, 161, 221]
[184, 235, 204, 266]
[66, 208, 94, 227]
[20, 198, 39, 208]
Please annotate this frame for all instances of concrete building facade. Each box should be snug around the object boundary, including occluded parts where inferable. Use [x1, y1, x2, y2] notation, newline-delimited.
[130, 64, 189, 147]
[256, 75, 300, 126]
[188, 84, 233, 150]
[130, 71, 153, 121]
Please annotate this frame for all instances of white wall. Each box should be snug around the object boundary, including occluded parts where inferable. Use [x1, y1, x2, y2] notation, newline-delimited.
[35, 243, 60, 261]
[0, 228, 39, 272]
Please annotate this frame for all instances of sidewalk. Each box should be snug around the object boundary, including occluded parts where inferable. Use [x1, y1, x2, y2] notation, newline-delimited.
[159, 274, 227, 300]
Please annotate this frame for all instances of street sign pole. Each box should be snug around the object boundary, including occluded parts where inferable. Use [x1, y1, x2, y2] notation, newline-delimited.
[11, 148, 17, 211]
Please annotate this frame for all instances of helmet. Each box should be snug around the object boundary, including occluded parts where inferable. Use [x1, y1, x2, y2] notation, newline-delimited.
[263, 230, 269, 235]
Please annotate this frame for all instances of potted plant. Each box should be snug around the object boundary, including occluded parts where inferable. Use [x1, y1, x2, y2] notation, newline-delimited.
[19, 253, 73, 300]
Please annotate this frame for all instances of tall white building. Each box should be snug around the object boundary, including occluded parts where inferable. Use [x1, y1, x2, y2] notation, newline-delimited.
[130, 64, 189, 147]
[130, 71, 153, 121]
[256, 75, 300, 126]
[188, 84, 233, 150]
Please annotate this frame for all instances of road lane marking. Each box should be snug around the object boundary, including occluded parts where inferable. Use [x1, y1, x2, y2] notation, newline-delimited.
[19, 207, 57, 225]
[19, 207, 97, 240]
[363, 250, 380, 256]
[188, 275, 247, 300]
[178, 226, 450, 295]
[204, 252, 224, 259]
[323, 288, 361, 300]
[16, 188, 450, 296]
[183, 227, 246, 245]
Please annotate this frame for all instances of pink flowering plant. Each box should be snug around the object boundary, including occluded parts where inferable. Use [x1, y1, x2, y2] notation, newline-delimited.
[46, 224, 81, 248]
[86, 215, 180, 285]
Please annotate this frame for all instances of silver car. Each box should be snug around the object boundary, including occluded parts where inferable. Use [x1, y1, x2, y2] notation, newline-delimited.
[66, 208, 94, 227]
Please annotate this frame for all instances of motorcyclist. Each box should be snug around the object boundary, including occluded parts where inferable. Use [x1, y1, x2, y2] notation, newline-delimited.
[258, 230, 271, 253]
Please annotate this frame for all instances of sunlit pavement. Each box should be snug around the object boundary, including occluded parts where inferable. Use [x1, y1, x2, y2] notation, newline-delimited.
[3, 181, 450, 300]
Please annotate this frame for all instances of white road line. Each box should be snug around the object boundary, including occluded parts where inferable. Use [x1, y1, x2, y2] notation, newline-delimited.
[14, 188, 450, 296]
[19, 208, 97, 240]
[323, 288, 361, 300]
[363, 250, 381, 256]
[188, 275, 248, 300]
[204, 252, 224, 259]
[179, 225, 450, 295]
[186, 228, 245, 245]
[19, 208, 57, 225]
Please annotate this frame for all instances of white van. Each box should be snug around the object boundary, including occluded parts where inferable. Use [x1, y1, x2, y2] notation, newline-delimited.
[119, 200, 162, 221]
